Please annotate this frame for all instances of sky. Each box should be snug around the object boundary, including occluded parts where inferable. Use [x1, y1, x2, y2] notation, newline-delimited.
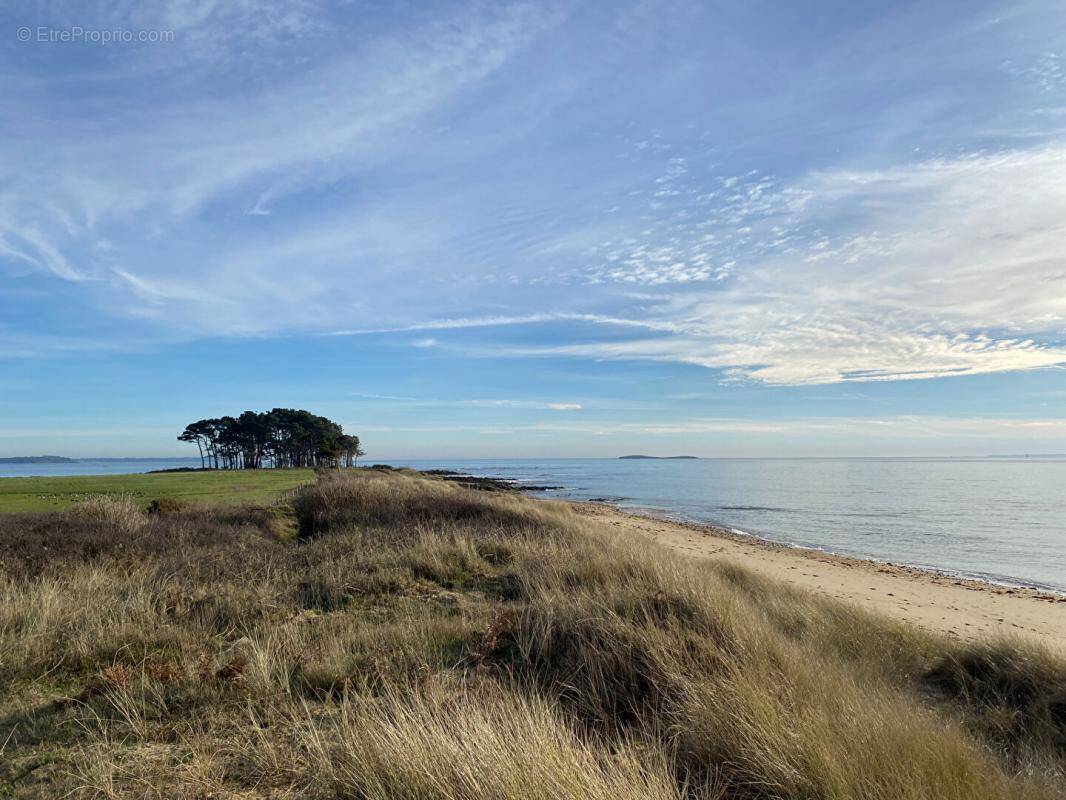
[2, 0, 1066, 459]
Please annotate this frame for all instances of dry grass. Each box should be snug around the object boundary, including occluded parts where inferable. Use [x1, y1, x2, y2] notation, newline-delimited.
[249, 685, 685, 800]
[1, 470, 1063, 799]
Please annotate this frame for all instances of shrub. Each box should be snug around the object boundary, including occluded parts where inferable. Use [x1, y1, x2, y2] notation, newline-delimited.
[147, 497, 185, 516]
[74, 494, 145, 532]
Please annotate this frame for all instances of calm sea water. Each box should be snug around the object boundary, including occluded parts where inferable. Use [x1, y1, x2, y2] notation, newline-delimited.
[4, 456, 1064, 592]
[0, 459, 201, 479]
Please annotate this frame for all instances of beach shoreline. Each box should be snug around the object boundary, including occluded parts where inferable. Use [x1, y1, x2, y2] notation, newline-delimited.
[570, 499, 1066, 651]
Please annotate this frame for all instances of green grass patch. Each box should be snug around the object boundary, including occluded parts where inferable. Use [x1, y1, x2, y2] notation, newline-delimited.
[0, 468, 316, 513]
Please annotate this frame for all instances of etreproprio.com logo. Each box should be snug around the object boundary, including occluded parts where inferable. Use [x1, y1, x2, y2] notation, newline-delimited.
[17, 26, 175, 44]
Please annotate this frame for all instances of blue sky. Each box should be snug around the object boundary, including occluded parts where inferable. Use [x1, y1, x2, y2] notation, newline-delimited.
[2, 0, 1066, 458]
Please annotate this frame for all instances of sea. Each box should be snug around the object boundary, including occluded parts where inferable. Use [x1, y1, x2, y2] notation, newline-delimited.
[4, 456, 1065, 593]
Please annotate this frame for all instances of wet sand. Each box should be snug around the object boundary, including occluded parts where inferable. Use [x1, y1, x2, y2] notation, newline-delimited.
[573, 501, 1066, 651]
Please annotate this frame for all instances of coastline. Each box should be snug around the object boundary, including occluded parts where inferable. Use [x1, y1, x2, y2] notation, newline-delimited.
[2, 464, 1062, 651]
[594, 498, 1066, 594]
[569, 499, 1066, 651]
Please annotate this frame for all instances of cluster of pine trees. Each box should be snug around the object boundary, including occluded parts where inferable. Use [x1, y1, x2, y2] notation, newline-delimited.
[178, 409, 363, 470]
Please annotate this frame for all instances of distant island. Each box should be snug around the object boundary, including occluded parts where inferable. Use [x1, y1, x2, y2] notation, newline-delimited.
[0, 455, 76, 464]
[618, 455, 699, 459]
[986, 453, 1066, 459]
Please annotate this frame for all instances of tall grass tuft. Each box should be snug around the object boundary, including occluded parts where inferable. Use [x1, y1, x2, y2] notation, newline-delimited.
[252, 686, 687, 800]
[74, 494, 145, 533]
[927, 637, 1066, 757]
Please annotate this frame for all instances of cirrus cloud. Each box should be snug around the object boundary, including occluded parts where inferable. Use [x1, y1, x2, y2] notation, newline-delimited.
[482, 146, 1066, 384]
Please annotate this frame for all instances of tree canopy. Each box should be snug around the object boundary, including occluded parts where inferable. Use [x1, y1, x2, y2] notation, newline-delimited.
[178, 409, 363, 469]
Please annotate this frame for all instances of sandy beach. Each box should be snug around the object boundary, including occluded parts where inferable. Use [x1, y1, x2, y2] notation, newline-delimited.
[574, 501, 1066, 652]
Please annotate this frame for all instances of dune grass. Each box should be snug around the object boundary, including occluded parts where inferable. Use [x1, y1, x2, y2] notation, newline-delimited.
[0, 468, 316, 514]
[1, 469, 1064, 798]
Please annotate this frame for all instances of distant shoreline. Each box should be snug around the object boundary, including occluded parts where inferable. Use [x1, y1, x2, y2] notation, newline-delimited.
[617, 454, 699, 459]
[0, 456, 75, 464]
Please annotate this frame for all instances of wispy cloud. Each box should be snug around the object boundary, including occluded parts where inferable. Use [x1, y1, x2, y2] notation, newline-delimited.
[351, 393, 582, 411]
[469, 146, 1066, 384]
[327, 313, 686, 337]
[1, 2, 560, 304]
[1005, 52, 1065, 93]
[353, 414, 1066, 438]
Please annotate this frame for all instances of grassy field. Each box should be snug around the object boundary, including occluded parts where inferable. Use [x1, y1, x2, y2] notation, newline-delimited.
[0, 468, 316, 513]
[1, 470, 1064, 798]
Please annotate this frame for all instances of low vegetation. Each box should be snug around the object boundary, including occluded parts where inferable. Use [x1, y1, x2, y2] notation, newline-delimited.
[1, 470, 1064, 798]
